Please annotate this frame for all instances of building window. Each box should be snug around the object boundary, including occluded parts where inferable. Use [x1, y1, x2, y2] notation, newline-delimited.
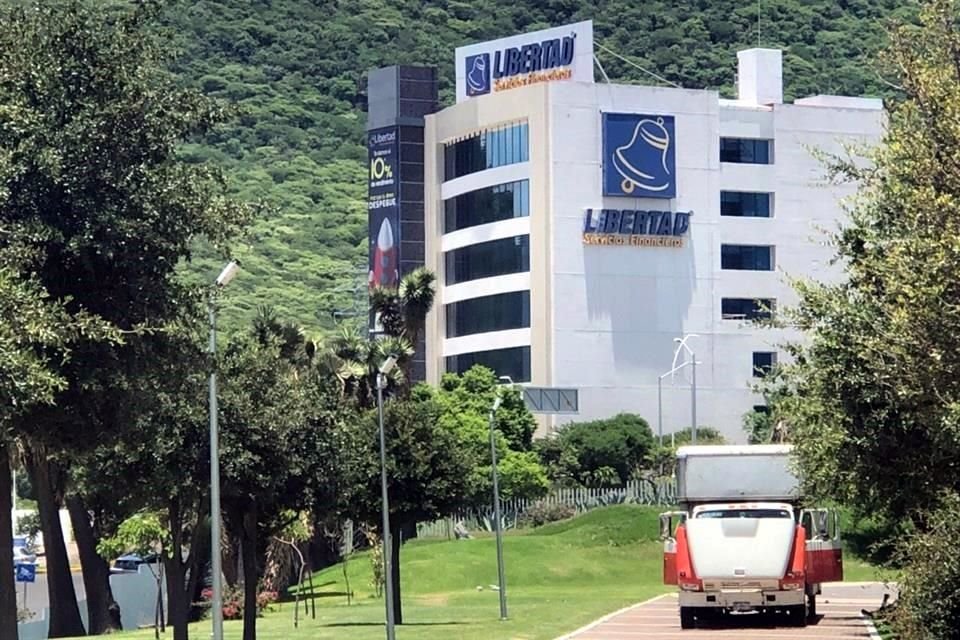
[721, 298, 776, 320]
[753, 352, 778, 377]
[444, 180, 529, 234]
[444, 235, 530, 285]
[721, 191, 772, 218]
[720, 138, 772, 164]
[446, 291, 530, 338]
[445, 346, 531, 382]
[443, 122, 529, 180]
[721, 245, 774, 271]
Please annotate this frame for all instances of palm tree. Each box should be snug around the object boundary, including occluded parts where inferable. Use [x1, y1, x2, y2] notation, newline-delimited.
[369, 267, 436, 388]
[312, 325, 413, 408]
[251, 305, 309, 366]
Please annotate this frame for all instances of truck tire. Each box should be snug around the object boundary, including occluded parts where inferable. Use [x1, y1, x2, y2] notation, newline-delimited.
[680, 606, 696, 629]
[788, 604, 808, 627]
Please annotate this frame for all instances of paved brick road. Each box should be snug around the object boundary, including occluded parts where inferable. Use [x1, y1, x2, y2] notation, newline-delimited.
[560, 584, 894, 640]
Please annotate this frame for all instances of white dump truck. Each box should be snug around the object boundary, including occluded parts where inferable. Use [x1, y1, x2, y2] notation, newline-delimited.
[660, 445, 842, 629]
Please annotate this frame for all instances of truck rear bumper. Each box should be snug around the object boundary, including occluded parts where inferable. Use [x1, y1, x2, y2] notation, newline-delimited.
[679, 589, 804, 610]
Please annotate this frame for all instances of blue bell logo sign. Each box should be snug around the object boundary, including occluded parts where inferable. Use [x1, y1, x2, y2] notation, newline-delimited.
[465, 53, 491, 96]
[603, 113, 676, 198]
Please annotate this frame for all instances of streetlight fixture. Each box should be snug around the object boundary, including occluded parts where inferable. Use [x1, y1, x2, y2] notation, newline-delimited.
[209, 259, 239, 640]
[490, 375, 512, 620]
[376, 355, 398, 640]
[671, 334, 700, 446]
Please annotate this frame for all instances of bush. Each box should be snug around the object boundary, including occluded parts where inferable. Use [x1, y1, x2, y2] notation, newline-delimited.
[552, 413, 655, 486]
[890, 492, 960, 639]
[518, 502, 576, 528]
[200, 585, 277, 620]
[17, 511, 40, 544]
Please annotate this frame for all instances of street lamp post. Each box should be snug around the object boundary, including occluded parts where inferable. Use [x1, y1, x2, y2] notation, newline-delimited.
[489, 394, 507, 620]
[209, 260, 239, 640]
[671, 334, 700, 446]
[376, 356, 398, 640]
[658, 360, 695, 450]
[657, 376, 662, 447]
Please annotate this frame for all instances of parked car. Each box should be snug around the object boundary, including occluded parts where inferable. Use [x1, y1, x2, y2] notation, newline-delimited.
[111, 553, 160, 574]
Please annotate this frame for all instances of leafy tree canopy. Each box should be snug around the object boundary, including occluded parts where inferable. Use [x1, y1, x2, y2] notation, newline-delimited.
[764, 0, 960, 530]
[540, 413, 656, 487]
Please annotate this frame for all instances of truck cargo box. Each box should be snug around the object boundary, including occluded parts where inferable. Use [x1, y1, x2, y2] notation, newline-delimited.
[676, 444, 801, 504]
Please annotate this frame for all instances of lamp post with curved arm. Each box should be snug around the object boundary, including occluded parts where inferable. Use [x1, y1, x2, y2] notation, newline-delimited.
[671, 334, 701, 446]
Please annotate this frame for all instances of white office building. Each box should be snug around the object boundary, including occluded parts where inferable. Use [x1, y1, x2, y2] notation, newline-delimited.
[420, 22, 884, 440]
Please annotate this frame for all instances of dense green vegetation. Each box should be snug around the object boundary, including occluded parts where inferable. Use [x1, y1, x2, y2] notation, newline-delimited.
[162, 0, 913, 331]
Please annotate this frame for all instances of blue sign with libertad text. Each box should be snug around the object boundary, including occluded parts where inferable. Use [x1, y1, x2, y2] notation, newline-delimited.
[464, 34, 575, 97]
[603, 113, 676, 199]
[582, 208, 691, 248]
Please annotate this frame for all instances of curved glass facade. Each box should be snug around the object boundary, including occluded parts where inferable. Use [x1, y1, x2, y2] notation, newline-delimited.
[445, 346, 531, 383]
[444, 180, 529, 233]
[445, 235, 529, 285]
[444, 122, 529, 180]
[446, 290, 530, 338]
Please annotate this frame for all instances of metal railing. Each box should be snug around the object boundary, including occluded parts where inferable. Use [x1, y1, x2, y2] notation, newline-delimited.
[417, 478, 678, 538]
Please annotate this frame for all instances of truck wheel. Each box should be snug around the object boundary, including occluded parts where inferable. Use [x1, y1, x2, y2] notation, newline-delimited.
[789, 604, 808, 627]
[680, 606, 696, 629]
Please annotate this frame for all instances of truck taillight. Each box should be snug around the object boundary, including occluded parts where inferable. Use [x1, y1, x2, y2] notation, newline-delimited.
[779, 571, 804, 590]
[680, 581, 702, 592]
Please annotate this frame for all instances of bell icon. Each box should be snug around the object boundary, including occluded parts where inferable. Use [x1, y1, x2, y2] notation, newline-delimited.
[466, 55, 489, 95]
[613, 117, 672, 194]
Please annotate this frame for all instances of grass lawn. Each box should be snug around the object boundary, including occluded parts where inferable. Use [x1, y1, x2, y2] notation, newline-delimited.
[65, 505, 885, 640]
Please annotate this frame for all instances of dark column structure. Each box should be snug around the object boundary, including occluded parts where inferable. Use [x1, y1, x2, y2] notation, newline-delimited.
[366, 66, 438, 381]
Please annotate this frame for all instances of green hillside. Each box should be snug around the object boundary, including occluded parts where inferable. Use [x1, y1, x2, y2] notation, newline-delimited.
[165, 0, 912, 332]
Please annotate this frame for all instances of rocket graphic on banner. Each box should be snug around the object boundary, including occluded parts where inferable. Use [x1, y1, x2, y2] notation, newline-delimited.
[369, 217, 398, 289]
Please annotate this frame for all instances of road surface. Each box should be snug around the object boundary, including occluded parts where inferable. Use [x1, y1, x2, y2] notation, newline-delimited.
[16, 573, 87, 621]
[560, 584, 894, 640]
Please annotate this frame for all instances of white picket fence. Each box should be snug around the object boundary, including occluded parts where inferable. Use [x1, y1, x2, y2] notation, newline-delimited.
[417, 478, 677, 539]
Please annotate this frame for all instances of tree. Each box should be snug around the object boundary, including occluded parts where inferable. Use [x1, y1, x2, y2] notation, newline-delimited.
[98, 513, 169, 640]
[428, 368, 547, 507]
[435, 366, 537, 451]
[315, 325, 413, 408]
[0, 250, 115, 640]
[545, 414, 656, 487]
[338, 393, 470, 625]
[86, 329, 210, 640]
[370, 267, 437, 387]
[218, 330, 339, 640]
[0, 3, 253, 636]
[669, 426, 727, 446]
[764, 0, 960, 530]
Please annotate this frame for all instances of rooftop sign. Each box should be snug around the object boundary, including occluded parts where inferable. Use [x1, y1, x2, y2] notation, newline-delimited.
[455, 21, 594, 103]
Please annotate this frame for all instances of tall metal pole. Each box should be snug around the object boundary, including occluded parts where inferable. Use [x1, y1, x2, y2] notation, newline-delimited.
[377, 375, 397, 640]
[691, 352, 697, 446]
[208, 301, 224, 640]
[489, 405, 508, 620]
[657, 377, 663, 448]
